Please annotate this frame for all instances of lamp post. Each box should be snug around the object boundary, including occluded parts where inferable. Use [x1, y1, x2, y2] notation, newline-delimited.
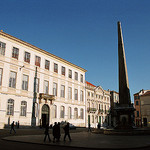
[31, 67, 37, 127]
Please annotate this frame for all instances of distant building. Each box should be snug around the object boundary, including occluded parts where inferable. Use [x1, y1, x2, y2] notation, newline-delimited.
[86, 81, 110, 128]
[140, 91, 150, 127]
[134, 89, 150, 127]
[110, 91, 119, 127]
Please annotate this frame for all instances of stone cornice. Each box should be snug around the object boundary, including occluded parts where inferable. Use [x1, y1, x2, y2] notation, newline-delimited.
[0, 31, 87, 72]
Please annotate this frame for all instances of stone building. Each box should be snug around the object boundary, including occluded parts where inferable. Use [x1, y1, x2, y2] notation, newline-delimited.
[134, 89, 150, 127]
[0, 30, 87, 129]
[86, 81, 110, 128]
[110, 91, 119, 127]
[140, 91, 150, 127]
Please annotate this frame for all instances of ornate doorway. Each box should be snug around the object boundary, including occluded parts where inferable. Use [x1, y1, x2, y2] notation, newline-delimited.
[41, 104, 49, 127]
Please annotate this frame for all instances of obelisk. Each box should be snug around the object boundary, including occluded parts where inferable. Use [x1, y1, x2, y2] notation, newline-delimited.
[114, 22, 135, 129]
[118, 21, 131, 106]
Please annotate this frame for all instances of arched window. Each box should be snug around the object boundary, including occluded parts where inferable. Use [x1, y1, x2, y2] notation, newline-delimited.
[20, 101, 27, 116]
[80, 108, 84, 119]
[74, 108, 78, 119]
[68, 107, 72, 119]
[7, 99, 14, 115]
[60, 106, 65, 118]
[53, 105, 57, 118]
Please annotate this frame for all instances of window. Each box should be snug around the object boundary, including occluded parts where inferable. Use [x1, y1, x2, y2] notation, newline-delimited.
[88, 92, 90, 96]
[91, 93, 94, 97]
[68, 87, 72, 99]
[0, 68, 3, 86]
[75, 89, 78, 100]
[136, 101, 139, 105]
[9, 71, 17, 88]
[88, 102, 90, 108]
[54, 63, 58, 73]
[0, 41, 6, 55]
[53, 83, 57, 96]
[53, 105, 57, 118]
[24, 52, 30, 63]
[75, 72, 78, 81]
[35, 56, 41, 67]
[68, 69, 72, 78]
[99, 104, 101, 110]
[80, 74, 83, 83]
[74, 108, 78, 119]
[61, 66, 65, 76]
[137, 111, 139, 117]
[35, 78, 39, 93]
[12, 47, 19, 59]
[22, 75, 28, 90]
[68, 107, 72, 119]
[92, 103, 94, 108]
[45, 60, 50, 70]
[44, 80, 49, 94]
[7, 99, 14, 115]
[20, 101, 27, 116]
[80, 109, 84, 119]
[61, 85, 65, 98]
[60, 106, 65, 118]
[80, 90, 83, 102]
[92, 115, 94, 123]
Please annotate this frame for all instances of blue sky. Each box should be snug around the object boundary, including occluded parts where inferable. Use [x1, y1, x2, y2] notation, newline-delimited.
[0, 0, 150, 102]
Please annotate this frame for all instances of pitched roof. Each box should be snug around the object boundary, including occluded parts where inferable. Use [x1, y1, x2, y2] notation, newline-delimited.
[141, 91, 150, 97]
[86, 81, 96, 87]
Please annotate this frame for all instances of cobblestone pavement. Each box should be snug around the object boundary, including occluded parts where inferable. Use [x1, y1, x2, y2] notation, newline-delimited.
[1, 128, 150, 149]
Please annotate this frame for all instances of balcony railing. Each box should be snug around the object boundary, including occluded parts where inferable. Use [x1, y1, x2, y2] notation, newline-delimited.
[87, 107, 96, 112]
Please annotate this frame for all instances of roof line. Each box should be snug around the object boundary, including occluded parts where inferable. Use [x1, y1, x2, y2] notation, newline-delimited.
[0, 31, 87, 72]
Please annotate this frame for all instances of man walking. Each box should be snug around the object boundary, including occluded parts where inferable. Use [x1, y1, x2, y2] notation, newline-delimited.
[44, 124, 51, 142]
[10, 121, 16, 134]
[63, 122, 71, 141]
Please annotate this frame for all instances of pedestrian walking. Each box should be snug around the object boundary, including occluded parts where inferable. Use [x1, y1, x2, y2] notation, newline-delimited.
[44, 124, 51, 142]
[52, 122, 57, 142]
[63, 122, 71, 141]
[10, 121, 16, 134]
[17, 121, 19, 129]
[88, 123, 92, 132]
[56, 122, 61, 142]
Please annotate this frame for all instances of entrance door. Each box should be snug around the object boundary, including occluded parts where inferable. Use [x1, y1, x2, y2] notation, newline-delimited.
[41, 104, 49, 127]
[143, 118, 147, 127]
[88, 115, 90, 125]
[99, 116, 101, 124]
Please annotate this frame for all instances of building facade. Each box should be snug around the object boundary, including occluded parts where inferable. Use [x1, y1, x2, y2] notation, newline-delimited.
[86, 81, 110, 128]
[0, 31, 87, 129]
[110, 91, 119, 127]
[140, 91, 150, 127]
[134, 89, 150, 127]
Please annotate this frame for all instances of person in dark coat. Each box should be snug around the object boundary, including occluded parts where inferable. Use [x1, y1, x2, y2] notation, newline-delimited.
[53, 122, 57, 142]
[44, 124, 51, 142]
[63, 122, 71, 141]
[56, 122, 61, 142]
[17, 121, 20, 129]
[10, 121, 16, 134]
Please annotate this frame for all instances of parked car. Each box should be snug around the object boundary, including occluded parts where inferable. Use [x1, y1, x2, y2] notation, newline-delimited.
[60, 121, 76, 130]
[69, 123, 76, 130]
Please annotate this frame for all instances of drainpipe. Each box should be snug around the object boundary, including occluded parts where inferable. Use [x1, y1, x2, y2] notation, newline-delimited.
[31, 67, 37, 127]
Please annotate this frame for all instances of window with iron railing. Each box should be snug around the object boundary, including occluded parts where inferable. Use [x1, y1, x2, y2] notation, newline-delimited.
[24, 51, 30, 63]
[12, 47, 19, 59]
[0, 41, 6, 55]
[35, 56, 41, 67]
[61, 66, 65, 76]
[45, 60, 50, 70]
[54, 63, 58, 73]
